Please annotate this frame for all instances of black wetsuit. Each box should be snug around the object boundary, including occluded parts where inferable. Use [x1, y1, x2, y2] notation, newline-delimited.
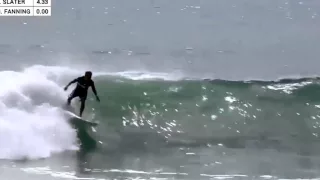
[68, 76, 97, 102]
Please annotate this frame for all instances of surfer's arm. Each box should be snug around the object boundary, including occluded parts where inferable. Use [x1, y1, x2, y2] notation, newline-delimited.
[91, 81, 100, 101]
[66, 79, 77, 86]
[64, 77, 80, 90]
[91, 81, 98, 96]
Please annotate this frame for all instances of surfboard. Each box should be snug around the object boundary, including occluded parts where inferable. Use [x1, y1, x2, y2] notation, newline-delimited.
[64, 110, 99, 126]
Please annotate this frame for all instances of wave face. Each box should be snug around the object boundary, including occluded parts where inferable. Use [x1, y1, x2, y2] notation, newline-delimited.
[87, 72, 320, 156]
[2, 65, 320, 162]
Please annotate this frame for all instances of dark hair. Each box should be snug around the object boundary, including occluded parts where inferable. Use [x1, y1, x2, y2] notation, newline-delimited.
[85, 71, 92, 77]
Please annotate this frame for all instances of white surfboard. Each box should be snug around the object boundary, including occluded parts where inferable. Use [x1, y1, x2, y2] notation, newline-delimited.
[64, 110, 99, 126]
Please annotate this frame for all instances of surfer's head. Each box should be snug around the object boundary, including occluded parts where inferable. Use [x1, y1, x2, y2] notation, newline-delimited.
[84, 71, 92, 80]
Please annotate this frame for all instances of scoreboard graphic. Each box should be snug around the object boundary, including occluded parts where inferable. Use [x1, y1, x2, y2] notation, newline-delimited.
[0, 0, 51, 16]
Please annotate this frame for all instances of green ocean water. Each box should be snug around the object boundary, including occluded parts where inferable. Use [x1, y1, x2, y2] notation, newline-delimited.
[2, 68, 320, 179]
[79, 76, 320, 153]
[44, 75, 320, 179]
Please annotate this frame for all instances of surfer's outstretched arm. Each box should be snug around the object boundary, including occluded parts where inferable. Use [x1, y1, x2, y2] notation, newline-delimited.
[91, 81, 100, 102]
[64, 78, 79, 90]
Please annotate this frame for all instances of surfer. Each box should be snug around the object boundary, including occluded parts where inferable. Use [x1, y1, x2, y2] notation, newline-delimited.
[64, 71, 100, 117]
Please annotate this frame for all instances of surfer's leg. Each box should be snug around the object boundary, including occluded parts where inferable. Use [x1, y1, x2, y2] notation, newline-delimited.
[67, 97, 72, 105]
[67, 96, 75, 105]
[78, 92, 87, 117]
[67, 89, 78, 105]
[79, 99, 85, 117]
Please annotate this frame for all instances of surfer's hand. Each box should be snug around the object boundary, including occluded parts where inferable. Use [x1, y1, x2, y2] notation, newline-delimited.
[64, 86, 68, 91]
[96, 96, 100, 102]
